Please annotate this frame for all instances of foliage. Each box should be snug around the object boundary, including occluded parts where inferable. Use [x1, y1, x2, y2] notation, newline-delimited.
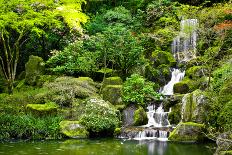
[123, 74, 160, 105]
[134, 106, 148, 126]
[0, 113, 63, 140]
[218, 100, 232, 132]
[79, 98, 120, 137]
[47, 26, 145, 77]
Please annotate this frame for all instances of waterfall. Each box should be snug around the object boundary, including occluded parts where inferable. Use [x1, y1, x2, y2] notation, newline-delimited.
[172, 19, 198, 62]
[161, 19, 198, 96]
[134, 104, 170, 141]
[161, 69, 185, 95]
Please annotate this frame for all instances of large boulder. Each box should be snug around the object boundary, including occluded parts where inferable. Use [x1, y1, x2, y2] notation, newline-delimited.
[59, 121, 89, 138]
[26, 102, 58, 116]
[181, 89, 208, 123]
[25, 55, 45, 85]
[102, 85, 122, 105]
[169, 122, 205, 142]
[122, 104, 138, 126]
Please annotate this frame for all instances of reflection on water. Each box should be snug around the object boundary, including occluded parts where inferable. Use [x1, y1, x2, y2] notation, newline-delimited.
[0, 139, 215, 155]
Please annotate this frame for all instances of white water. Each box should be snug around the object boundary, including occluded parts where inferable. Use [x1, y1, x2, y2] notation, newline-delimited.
[134, 104, 170, 141]
[172, 19, 198, 62]
[161, 69, 185, 95]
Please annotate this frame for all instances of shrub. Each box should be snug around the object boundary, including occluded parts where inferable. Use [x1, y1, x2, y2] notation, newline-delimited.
[0, 114, 63, 140]
[79, 98, 120, 137]
[123, 74, 160, 105]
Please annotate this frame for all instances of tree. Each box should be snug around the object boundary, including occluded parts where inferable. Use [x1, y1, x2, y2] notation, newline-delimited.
[0, 0, 88, 93]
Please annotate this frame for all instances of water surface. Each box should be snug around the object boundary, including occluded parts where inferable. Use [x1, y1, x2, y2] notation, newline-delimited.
[0, 139, 215, 155]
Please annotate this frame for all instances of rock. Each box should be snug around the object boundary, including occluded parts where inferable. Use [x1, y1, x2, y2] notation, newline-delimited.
[215, 132, 232, 155]
[59, 121, 89, 138]
[102, 77, 123, 87]
[25, 55, 45, 85]
[173, 81, 189, 94]
[102, 85, 122, 105]
[134, 107, 148, 126]
[169, 122, 205, 142]
[122, 104, 138, 126]
[186, 66, 207, 79]
[168, 103, 181, 125]
[26, 102, 58, 116]
[152, 50, 176, 67]
[181, 89, 208, 123]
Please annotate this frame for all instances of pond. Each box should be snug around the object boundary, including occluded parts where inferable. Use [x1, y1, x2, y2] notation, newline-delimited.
[0, 139, 215, 155]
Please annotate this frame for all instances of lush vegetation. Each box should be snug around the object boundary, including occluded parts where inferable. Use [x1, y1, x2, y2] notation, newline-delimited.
[0, 1, 231, 153]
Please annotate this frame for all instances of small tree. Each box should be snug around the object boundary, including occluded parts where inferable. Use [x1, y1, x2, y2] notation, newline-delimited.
[0, 0, 88, 93]
[123, 74, 160, 105]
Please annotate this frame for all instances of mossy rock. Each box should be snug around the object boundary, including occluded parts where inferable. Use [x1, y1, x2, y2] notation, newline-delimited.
[59, 121, 89, 138]
[134, 106, 148, 126]
[216, 132, 232, 154]
[169, 122, 205, 142]
[152, 50, 176, 67]
[102, 77, 123, 87]
[173, 81, 189, 94]
[102, 85, 122, 105]
[186, 66, 207, 79]
[168, 103, 181, 125]
[25, 55, 45, 86]
[181, 89, 208, 123]
[26, 102, 58, 116]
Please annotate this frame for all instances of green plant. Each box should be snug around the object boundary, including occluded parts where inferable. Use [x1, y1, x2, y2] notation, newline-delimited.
[79, 98, 120, 137]
[0, 113, 63, 140]
[123, 74, 160, 105]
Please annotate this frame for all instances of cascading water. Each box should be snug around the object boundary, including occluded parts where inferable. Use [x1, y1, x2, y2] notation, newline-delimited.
[161, 69, 185, 96]
[172, 19, 198, 62]
[131, 19, 198, 141]
[134, 104, 171, 141]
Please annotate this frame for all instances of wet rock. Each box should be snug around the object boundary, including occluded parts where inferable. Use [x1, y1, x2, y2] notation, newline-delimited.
[215, 132, 232, 155]
[122, 104, 138, 126]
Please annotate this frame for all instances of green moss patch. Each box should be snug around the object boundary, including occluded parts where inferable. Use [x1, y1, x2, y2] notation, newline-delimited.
[102, 85, 122, 105]
[169, 122, 205, 142]
[59, 121, 89, 139]
[134, 106, 148, 126]
[26, 102, 58, 116]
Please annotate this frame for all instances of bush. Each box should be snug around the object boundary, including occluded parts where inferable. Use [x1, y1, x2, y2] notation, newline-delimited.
[79, 98, 120, 137]
[218, 100, 232, 131]
[134, 107, 148, 126]
[123, 74, 160, 105]
[0, 114, 63, 140]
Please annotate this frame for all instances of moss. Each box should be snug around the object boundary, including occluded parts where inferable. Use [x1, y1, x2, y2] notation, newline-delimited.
[152, 50, 176, 67]
[186, 66, 207, 79]
[36, 75, 57, 87]
[102, 77, 123, 87]
[134, 106, 148, 126]
[168, 103, 181, 125]
[25, 55, 45, 86]
[181, 78, 200, 92]
[173, 81, 189, 94]
[219, 79, 232, 103]
[26, 102, 58, 116]
[59, 121, 89, 138]
[114, 127, 121, 136]
[169, 122, 205, 142]
[102, 85, 122, 105]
